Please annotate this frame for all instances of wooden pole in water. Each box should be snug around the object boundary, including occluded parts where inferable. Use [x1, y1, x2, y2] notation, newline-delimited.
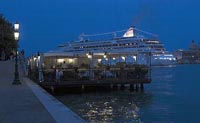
[110, 84, 113, 90]
[81, 84, 85, 92]
[120, 84, 125, 90]
[51, 86, 55, 94]
[130, 84, 134, 91]
[140, 83, 144, 90]
[136, 84, 139, 92]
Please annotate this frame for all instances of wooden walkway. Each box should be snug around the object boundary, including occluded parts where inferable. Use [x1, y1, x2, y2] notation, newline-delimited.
[39, 78, 151, 93]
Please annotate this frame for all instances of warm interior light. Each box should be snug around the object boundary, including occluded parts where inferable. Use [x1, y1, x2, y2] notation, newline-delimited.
[104, 52, 107, 58]
[68, 58, 74, 63]
[88, 55, 92, 59]
[38, 56, 40, 61]
[57, 59, 64, 63]
[98, 59, 102, 62]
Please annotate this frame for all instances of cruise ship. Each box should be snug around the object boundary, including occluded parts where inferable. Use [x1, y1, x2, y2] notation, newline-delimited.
[48, 27, 176, 66]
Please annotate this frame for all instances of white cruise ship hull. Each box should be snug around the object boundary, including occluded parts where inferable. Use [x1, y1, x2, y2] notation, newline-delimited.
[47, 27, 177, 66]
[137, 53, 176, 66]
[151, 58, 176, 66]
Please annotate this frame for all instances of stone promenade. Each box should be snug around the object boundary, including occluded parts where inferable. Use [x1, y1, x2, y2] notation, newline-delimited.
[0, 61, 56, 123]
[0, 61, 85, 123]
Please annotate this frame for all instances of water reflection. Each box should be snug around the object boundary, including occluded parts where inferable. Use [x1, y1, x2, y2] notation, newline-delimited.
[56, 65, 200, 123]
[152, 66, 176, 81]
[57, 92, 153, 123]
[142, 65, 177, 123]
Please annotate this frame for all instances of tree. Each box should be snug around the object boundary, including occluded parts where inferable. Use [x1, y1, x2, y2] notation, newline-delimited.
[0, 14, 16, 58]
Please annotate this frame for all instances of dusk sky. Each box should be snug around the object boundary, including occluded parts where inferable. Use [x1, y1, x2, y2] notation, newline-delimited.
[0, 0, 200, 56]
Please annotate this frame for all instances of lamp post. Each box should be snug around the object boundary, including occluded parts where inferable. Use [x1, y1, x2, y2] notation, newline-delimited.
[148, 50, 152, 80]
[12, 22, 21, 85]
[87, 52, 94, 80]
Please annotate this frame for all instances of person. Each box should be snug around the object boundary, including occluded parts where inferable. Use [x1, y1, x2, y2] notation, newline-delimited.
[1, 50, 5, 61]
[61, 61, 68, 69]
[21, 49, 25, 62]
[10, 52, 14, 60]
[21, 49, 24, 56]
[0, 49, 1, 61]
[59, 70, 63, 80]
[55, 68, 60, 82]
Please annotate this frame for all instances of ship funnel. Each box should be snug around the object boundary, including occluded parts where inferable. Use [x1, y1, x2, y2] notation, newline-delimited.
[123, 27, 134, 38]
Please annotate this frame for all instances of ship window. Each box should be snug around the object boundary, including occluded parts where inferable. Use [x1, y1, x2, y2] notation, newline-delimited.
[74, 47, 80, 49]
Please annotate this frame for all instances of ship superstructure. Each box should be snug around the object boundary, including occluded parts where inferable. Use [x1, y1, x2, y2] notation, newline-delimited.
[48, 27, 176, 66]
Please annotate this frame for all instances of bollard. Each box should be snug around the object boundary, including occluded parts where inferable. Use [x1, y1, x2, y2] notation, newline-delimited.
[135, 84, 139, 92]
[140, 84, 144, 90]
[130, 84, 134, 91]
[120, 84, 125, 90]
[81, 85, 85, 92]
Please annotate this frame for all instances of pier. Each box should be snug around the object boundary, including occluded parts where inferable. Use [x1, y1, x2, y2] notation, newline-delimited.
[39, 78, 151, 93]
[27, 52, 152, 93]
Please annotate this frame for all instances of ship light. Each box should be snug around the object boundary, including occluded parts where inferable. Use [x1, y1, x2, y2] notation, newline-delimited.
[113, 57, 116, 60]
[123, 27, 134, 37]
[132, 56, 136, 60]
[103, 52, 107, 58]
[122, 56, 126, 61]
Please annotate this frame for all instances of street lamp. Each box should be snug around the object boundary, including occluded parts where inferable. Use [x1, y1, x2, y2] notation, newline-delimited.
[14, 32, 19, 40]
[12, 22, 21, 85]
[14, 22, 19, 30]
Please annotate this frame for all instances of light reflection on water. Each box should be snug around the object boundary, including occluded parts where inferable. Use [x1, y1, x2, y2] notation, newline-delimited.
[56, 65, 200, 123]
[57, 92, 153, 123]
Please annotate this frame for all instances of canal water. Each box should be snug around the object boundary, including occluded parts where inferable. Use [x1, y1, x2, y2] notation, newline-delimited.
[56, 64, 200, 123]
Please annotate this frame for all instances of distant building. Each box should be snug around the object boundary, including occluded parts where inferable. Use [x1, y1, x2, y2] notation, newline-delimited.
[173, 40, 200, 64]
[189, 40, 199, 51]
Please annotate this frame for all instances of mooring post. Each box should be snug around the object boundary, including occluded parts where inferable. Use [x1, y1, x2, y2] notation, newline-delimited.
[51, 86, 55, 94]
[140, 83, 144, 90]
[111, 84, 118, 91]
[120, 84, 125, 90]
[130, 84, 134, 91]
[110, 84, 113, 90]
[136, 84, 139, 92]
[81, 84, 85, 92]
